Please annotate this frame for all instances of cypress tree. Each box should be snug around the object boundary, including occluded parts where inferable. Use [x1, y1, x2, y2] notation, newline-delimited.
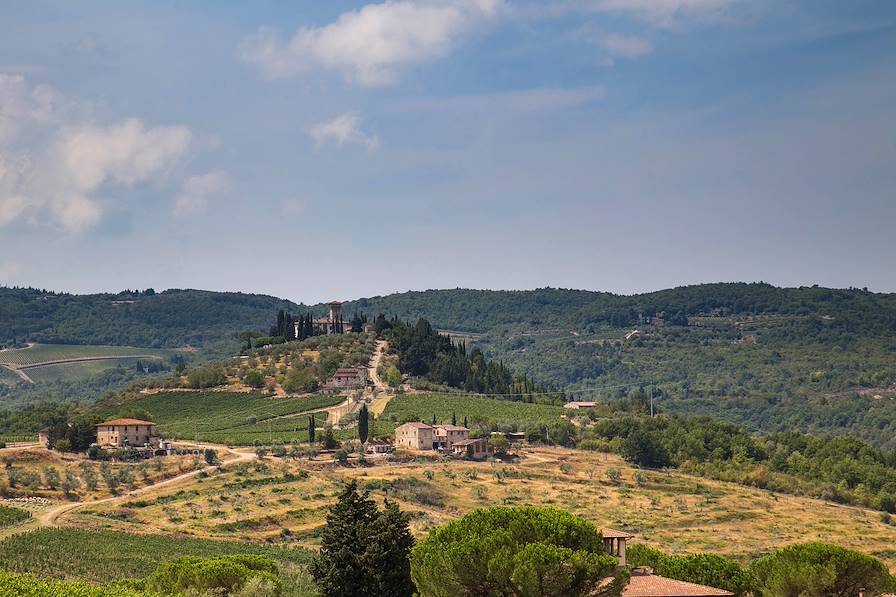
[310, 481, 380, 597]
[451, 411, 457, 426]
[311, 483, 415, 597]
[309, 414, 316, 445]
[463, 416, 468, 428]
[431, 414, 436, 426]
[358, 404, 369, 444]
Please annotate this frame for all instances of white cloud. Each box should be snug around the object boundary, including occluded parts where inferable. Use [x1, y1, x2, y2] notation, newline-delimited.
[0, 73, 63, 144]
[598, 33, 653, 60]
[174, 170, 230, 217]
[238, 0, 506, 86]
[0, 75, 193, 232]
[310, 113, 379, 152]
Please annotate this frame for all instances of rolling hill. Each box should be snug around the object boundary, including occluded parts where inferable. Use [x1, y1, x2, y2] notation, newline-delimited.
[2, 283, 895, 447]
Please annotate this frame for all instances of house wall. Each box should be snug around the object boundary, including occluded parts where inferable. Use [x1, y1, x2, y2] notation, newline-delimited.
[395, 425, 433, 450]
[97, 424, 155, 448]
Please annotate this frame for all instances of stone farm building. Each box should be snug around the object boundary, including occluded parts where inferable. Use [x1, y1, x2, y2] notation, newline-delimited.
[394, 423, 489, 459]
[96, 418, 158, 449]
[394, 422, 434, 450]
[325, 366, 368, 391]
[450, 438, 489, 460]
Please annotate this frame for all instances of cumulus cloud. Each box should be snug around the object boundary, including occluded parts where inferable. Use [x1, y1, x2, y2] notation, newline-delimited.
[174, 170, 230, 217]
[0, 75, 192, 232]
[238, 0, 506, 86]
[310, 113, 379, 152]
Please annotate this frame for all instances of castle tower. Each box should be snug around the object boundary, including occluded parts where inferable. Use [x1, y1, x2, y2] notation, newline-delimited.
[327, 301, 343, 334]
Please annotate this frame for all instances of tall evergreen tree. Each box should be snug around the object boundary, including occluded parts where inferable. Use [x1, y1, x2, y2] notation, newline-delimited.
[311, 482, 415, 597]
[309, 414, 316, 445]
[451, 411, 457, 426]
[365, 500, 416, 597]
[358, 404, 369, 444]
[310, 481, 380, 597]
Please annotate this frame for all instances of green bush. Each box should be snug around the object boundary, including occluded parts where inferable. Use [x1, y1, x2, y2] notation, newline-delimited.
[143, 555, 280, 595]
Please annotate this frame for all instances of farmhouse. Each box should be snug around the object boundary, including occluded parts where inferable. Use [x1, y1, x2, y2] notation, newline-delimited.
[394, 422, 435, 450]
[325, 366, 368, 391]
[38, 428, 50, 448]
[433, 424, 469, 450]
[95, 418, 157, 448]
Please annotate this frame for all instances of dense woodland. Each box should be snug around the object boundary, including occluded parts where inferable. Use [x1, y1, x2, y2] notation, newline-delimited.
[379, 316, 560, 402]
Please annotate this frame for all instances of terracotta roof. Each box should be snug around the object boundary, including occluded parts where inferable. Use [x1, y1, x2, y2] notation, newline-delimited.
[601, 528, 633, 539]
[565, 401, 598, 408]
[436, 424, 469, 431]
[397, 422, 432, 429]
[96, 418, 156, 427]
[622, 570, 733, 597]
[452, 438, 485, 447]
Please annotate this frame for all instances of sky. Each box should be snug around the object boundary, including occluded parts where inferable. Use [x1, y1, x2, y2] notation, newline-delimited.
[0, 0, 894, 304]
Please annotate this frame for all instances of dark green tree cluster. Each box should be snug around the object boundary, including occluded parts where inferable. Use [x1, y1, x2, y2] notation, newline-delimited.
[383, 317, 559, 401]
[311, 481, 415, 597]
[411, 506, 625, 597]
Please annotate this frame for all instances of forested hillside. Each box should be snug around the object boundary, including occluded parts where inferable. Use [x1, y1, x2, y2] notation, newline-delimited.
[2, 283, 895, 448]
[0, 287, 304, 350]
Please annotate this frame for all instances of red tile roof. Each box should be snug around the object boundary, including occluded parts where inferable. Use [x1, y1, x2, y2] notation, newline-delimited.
[601, 528, 633, 539]
[96, 418, 156, 427]
[622, 570, 733, 597]
[398, 422, 432, 429]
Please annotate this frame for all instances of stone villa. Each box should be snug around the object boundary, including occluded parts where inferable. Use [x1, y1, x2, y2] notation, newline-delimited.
[95, 418, 158, 448]
[394, 422, 490, 459]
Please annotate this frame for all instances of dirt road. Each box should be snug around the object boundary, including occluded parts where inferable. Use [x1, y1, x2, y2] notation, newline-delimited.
[0, 444, 256, 537]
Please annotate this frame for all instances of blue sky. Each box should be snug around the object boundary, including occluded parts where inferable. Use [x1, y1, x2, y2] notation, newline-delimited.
[0, 0, 894, 303]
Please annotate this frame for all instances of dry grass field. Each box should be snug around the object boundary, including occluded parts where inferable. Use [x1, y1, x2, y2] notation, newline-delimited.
[0, 448, 206, 503]
[68, 446, 896, 571]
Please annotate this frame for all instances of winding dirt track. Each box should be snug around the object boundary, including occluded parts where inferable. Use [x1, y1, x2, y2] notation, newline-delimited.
[0, 444, 256, 537]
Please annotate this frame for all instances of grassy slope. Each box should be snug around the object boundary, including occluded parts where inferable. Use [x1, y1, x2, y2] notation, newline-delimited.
[67, 447, 896, 572]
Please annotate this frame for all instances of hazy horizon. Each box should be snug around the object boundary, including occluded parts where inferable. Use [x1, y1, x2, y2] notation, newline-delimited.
[1, 1, 894, 302]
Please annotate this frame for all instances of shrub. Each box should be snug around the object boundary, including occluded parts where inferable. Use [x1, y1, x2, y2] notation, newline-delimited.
[144, 555, 280, 595]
